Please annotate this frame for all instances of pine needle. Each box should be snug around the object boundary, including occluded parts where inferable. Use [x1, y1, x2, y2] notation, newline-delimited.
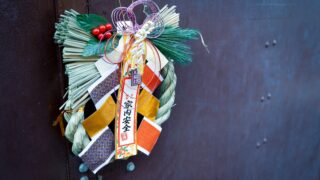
[151, 27, 199, 64]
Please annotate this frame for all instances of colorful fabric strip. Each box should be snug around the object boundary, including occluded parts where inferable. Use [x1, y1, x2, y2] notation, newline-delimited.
[88, 67, 119, 109]
[137, 117, 162, 156]
[115, 77, 139, 159]
[137, 89, 160, 120]
[79, 126, 115, 174]
[82, 89, 159, 138]
[94, 56, 163, 94]
[82, 96, 116, 138]
[141, 62, 163, 93]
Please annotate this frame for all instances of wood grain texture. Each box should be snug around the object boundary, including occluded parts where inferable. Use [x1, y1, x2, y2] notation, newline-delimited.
[0, 0, 68, 179]
[87, 0, 118, 16]
[55, 0, 88, 15]
[53, 1, 89, 180]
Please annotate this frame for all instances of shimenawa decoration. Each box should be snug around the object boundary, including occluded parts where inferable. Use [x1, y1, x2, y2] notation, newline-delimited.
[53, 0, 208, 174]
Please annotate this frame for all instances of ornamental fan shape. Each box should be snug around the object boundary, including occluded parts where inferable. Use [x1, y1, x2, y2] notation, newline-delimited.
[53, 0, 205, 174]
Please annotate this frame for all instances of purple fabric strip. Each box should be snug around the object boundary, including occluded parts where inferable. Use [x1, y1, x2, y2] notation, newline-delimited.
[90, 70, 119, 105]
[79, 128, 115, 173]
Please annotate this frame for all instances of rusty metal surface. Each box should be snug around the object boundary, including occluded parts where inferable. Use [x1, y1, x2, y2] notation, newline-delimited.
[0, 0, 320, 179]
[86, 0, 320, 179]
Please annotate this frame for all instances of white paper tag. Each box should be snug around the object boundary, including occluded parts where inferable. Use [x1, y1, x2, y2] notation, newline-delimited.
[118, 78, 138, 146]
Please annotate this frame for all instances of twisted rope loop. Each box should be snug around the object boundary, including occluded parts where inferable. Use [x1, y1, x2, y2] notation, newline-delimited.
[155, 62, 176, 125]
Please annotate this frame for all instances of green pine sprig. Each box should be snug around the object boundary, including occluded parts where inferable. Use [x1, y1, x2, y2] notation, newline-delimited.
[150, 27, 199, 64]
[76, 14, 108, 33]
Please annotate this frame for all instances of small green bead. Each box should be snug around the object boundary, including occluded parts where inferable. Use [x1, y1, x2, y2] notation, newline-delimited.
[80, 176, 89, 180]
[127, 162, 135, 172]
[79, 163, 89, 173]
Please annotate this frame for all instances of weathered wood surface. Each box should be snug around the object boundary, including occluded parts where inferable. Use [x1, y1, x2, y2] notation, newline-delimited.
[53, 1, 89, 179]
[0, 0, 67, 179]
[0, 0, 319, 179]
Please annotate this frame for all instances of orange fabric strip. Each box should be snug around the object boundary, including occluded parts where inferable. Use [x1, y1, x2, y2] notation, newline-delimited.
[142, 65, 161, 93]
[137, 118, 162, 155]
[82, 96, 116, 138]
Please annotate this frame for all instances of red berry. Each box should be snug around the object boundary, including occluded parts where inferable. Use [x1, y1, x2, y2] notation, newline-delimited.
[105, 23, 113, 31]
[98, 33, 104, 41]
[92, 28, 100, 36]
[99, 25, 106, 33]
[105, 32, 112, 39]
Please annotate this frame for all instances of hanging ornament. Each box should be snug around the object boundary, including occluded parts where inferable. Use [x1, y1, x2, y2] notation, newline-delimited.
[53, 0, 208, 174]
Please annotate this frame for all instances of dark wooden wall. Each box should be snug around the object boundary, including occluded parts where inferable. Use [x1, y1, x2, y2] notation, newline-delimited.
[0, 0, 319, 179]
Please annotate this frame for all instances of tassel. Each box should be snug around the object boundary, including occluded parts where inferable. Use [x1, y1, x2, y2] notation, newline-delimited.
[52, 112, 65, 136]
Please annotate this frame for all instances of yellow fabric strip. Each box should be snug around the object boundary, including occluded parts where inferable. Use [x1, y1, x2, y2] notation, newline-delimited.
[82, 96, 116, 138]
[138, 89, 160, 121]
[82, 89, 159, 138]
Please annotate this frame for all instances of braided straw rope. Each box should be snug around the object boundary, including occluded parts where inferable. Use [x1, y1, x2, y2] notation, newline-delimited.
[55, 10, 99, 154]
[155, 62, 176, 125]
